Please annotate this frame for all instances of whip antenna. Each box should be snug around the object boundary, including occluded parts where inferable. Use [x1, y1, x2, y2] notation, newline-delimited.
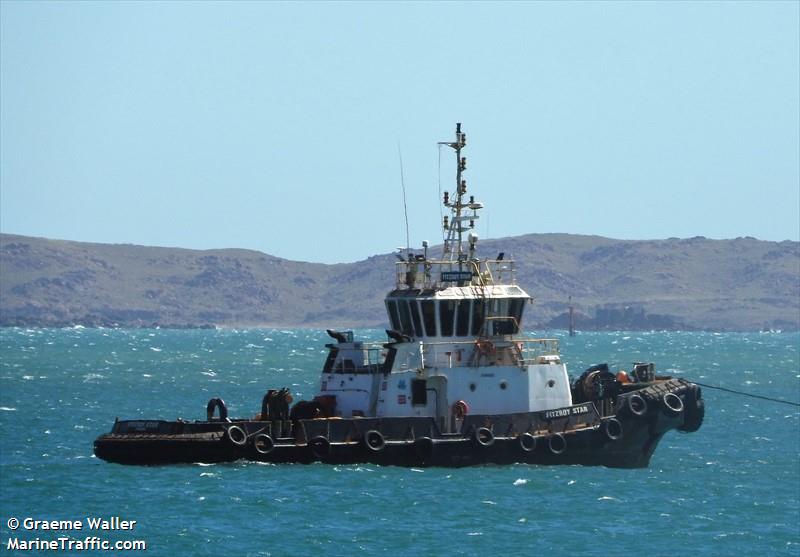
[398, 143, 410, 253]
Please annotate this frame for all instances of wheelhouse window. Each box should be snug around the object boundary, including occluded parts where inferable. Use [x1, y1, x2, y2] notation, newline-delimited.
[456, 299, 471, 336]
[509, 298, 525, 331]
[409, 300, 424, 337]
[421, 300, 437, 337]
[387, 300, 401, 332]
[398, 299, 413, 336]
[471, 299, 486, 336]
[439, 300, 456, 336]
[483, 297, 527, 335]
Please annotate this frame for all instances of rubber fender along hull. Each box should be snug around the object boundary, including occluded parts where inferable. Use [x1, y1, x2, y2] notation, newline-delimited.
[94, 379, 702, 469]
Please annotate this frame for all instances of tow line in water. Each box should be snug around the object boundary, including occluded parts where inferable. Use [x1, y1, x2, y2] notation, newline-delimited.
[694, 382, 800, 407]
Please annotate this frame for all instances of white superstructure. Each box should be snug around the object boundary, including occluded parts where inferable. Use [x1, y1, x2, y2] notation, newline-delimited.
[316, 124, 573, 431]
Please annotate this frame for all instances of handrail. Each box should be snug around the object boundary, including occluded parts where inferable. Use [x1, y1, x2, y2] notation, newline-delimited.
[394, 258, 516, 290]
[419, 337, 560, 369]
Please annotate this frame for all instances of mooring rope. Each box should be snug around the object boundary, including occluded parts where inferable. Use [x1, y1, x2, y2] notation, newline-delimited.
[694, 381, 800, 407]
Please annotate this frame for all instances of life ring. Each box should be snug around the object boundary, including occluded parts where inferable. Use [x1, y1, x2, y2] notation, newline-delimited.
[518, 432, 537, 452]
[476, 340, 496, 356]
[603, 418, 623, 441]
[309, 435, 331, 459]
[627, 393, 648, 417]
[662, 392, 685, 416]
[253, 433, 275, 455]
[548, 432, 567, 455]
[206, 398, 228, 422]
[474, 427, 494, 447]
[226, 425, 247, 446]
[452, 400, 469, 420]
[364, 430, 386, 452]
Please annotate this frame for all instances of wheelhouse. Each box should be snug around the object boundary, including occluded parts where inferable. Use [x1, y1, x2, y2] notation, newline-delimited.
[385, 287, 529, 339]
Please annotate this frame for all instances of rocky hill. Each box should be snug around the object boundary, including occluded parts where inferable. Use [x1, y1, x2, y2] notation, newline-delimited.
[1, 233, 797, 331]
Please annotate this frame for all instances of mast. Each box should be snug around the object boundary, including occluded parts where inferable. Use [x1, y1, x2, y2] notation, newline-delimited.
[569, 296, 576, 337]
[439, 123, 481, 264]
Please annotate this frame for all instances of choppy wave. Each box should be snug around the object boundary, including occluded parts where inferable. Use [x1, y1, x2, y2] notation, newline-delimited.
[0, 328, 797, 556]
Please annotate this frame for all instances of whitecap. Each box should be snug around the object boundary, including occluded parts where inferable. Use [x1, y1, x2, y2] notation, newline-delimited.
[597, 496, 618, 501]
[513, 479, 527, 486]
[0, 407, 17, 411]
[467, 532, 483, 536]
[149, 347, 162, 352]
[481, 500, 497, 505]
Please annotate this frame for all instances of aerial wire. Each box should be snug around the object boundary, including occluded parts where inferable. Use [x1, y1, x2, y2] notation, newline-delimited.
[398, 143, 410, 254]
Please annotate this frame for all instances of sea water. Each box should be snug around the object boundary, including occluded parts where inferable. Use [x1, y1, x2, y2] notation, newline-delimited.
[0, 328, 798, 556]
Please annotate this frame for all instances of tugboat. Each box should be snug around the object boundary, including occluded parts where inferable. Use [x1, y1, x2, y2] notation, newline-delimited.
[94, 124, 704, 468]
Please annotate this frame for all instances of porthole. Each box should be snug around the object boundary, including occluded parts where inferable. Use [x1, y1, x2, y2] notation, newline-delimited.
[469, 383, 477, 392]
[500, 381, 508, 390]
[547, 379, 556, 388]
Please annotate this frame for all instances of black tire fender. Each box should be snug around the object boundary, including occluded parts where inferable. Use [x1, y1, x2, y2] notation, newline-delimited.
[253, 433, 275, 455]
[206, 398, 228, 422]
[662, 392, 684, 416]
[413, 436, 434, 460]
[627, 393, 648, 417]
[474, 427, 495, 447]
[309, 435, 331, 459]
[603, 417, 623, 441]
[226, 425, 247, 446]
[518, 432, 537, 452]
[679, 385, 705, 433]
[364, 430, 386, 452]
[548, 432, 567, 455]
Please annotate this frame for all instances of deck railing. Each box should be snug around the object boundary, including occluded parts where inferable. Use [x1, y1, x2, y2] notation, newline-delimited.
[329, 337, 561, 373]
[419, 338, 560, 369]
[394, 258, 516, 290]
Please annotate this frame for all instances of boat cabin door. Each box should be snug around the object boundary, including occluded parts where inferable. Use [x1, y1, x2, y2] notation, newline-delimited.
[415, 375, 448, 432]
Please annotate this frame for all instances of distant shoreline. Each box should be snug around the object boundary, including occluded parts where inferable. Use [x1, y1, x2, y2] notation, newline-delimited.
[3, 232, 798, 333]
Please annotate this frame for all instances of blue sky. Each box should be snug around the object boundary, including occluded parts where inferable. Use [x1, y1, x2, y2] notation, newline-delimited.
[1, 1, 798, 263]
